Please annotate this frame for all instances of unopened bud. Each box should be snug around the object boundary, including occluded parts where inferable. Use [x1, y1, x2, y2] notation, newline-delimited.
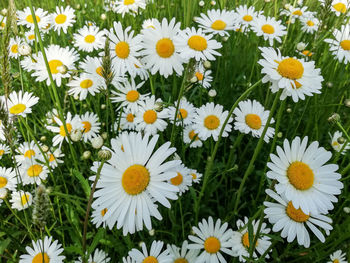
[83, 150, 91, 160]
[154, 101, 163, 112]
[277, 132, 283, 138]
[286, 108, 292, 113]
[40, 136, 46, 142]
[199, 0, 205, 6]
[75, 4, 81, 9]
[41, 145, 49, 153]
[208, 89, 217, 97]
[1, 9, 7, 16]
[138, 241, 145, 248]
[326, 82, 333, 88]
[343, 207, 350, 214]
[203, 60, 211, 69]
[101, 104, 106, 110]
[18, 43, 32, 56]
[210, 0, 216, 5]
[57, 65, 68, 74]
[98, 149, 112, 160]
[337, 137, 345, 144]
[101, 13, 107, 20]
[328, 113, 340, 123]
[296, 42, 306, 51]
[91, 136, 104, 149]
[70, 129, 82, 142]
[102, 132, 108, 140]
[344, 99, 350, 107]
[148, 229, 155, 236]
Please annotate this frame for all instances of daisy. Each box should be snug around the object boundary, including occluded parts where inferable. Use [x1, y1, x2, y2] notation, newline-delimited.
[168, 97, 196, 126]
[251, 16, 287, 46]
[319, 0, 350, 16]
[267, 136, 343, 214]
[194, 62, 213, 89]
[175, 27, 222, 61]
[20, 157, 49, 185]
[327, 250, 347, 263]
[167, 241, 199, 263]
[114, 0, 146, 17]
[133, 61, 149, 81]
[140, 17, 185, 78]
[67, 73, 101, 100]
[129, 240, 172, 263]
[0, 121, 6, 141]
[134, 95, 168, 135]
[0, 15, 6, 30]
[264, 189, 333, 248]
[19, 236, 65, 263]
[233, 99, 275, 143]
[32, 44, 79, 86]
[188, 216, 234, 263]
[142, 18, 158, 30]
[258, 47, 324, 102]
[91, 206, 108, 228]
[0, 143, 10, 159]
[80, 112, 101, 143]
[24, 30, 42, 44]
[122, 256, 135, 263]
[20, 53, 39, 72]
[195, 9, 236, 36]
[280, 6, 313, 23]
[17, 7, 50, 29]
[330, 131, 350, 154]
[192, 102, 232, 141]
[169, 163, 193, 196]
[7, 91, 39, 117]
[73, 25, 106, 52]
[234, 5, 262, 32]
[75, 248, 110, 263]
[183, 125, 203, 148]
[15, 140, 41, 164]
[47, 148, 64, 168]
[324, 24, 350, 64]
[0, 167, 17, 196]
[300, 17, 319, 34]
[120, 110, 137, 130]
[9, 36, 22, 59]
[90, 132, 180, 235]
[51, 5, 76, 35]
[10, 190, 33, 210]
[231, 217, 271, 262]
[189, 169, 203, 184]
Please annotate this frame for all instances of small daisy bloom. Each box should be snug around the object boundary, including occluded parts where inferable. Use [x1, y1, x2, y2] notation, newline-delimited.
[91, 206, 108, 228]
[19, 236, 65, 263]
[194, 62, 213, 89]
[168, 97, 196, 126]
[251, 16, 286, 46]
[188, 216, 234, 263]
[129, 240, 172, 263]
[47, 148, 64, 168]
[258, 47, 324, 102]
[51, 5, 76, 35]
[280, 6, 312, 23]
[0, 167, 17, 196]
[231, 217, 271, 262]
[183, 125, 203, 148]
[234, 5, 262, 32]
[67, 73, 101, 100]
[264, 189, 333, 248]
[319, 0, 350, 16]
[75, 248, 110, 263]
[327, 250, 347, 263]
[193, 102, 233, 141]
[73, 25, 106, 52]
[300, 17, 319, 34]
[114, 0, 146, 17]
[20, 157, 49, 185]
[267, 136, 343, 214]
[167, 241, 199, 263]
[324, 24, 350, 64]
[7, 91, 39, 117]
[330, 131, 350, 154]
[0, 143, 10, 159]
[9, 36, 22, 59]
[17, 7, 50, 29]
[24, 30, 41, 44]
[120, 110, 137, 131]
[10, 191, 33, 211]
[80, 112, 101, 143]
[0, 15, 6, 30]
[142, 18, 158, 30]
[233, 99, 275, 143]
[189, 169, 203, 184]
[15, 140, 41, 164]
[195, 9, 236, 36]
[169, 163, 193, 196]
[20, 53, 39, 72]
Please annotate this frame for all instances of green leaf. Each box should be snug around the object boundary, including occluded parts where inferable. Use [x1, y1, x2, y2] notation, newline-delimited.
[72, 169, 91, 198]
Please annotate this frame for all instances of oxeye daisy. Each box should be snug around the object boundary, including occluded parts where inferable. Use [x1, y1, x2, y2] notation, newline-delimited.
[195, 9, 236, 36]
[234, 5, 262, 32]
[319, 0, 350, 16]
[0, 167, 17, 196]
[324, 24, 350, 64]
[114, 0, 146, 17]
[280, 6, 312, 23]
[167, 241, 199, 263]
[133, 62, 149, 80]
[15, 140, 41, 164]
[21, 53, 39, 72]
[300, 17, 319, 34]
[51, 5, 76, 35]
[24, 30, 42, 44]
[192, 102, 232, 141]
[267, 136, 343, 214]
[175, 27, 222, 61]
[9, 36, 22, 59]
[32, 44, 79, 86]
[327, 250, 347, 263]
[189, 169, 203, 184]
[258, 47, 324, 102]
[140, 17, 185, 78]
[188, 216, 234, 263]
[330, 131, 350, 154]
[0, 15, 6, 30]
[122, 256, 135, 263]
[17, 7, 50, 29]
[168, 97, 196, 126]
[91, 206, 108, 228]
[47, 148, 64, 168]
[20, 157, 49, 185]
[129, 240, 172, 262]
[142, 18, 158, 30]
[231, 217, 271, 262]
[194, 62, 213, 89]
[90, 132, 180, 235]
[134, 95, 168, 135]
[183, 125, 203, 148]
[80, 112, 101, 143]
[19, 236, 65, 263]
[169, 163, 193, 196]
[120, 110, 137, 130]
[0, 143, 10, 159]
[10, 190, 33, 210]
[73, 25, 106, 52]
[67, 73, 101, 100]
[233, 99, 275, 143]
[75, 248, 111, 263]
[264, 189, 333, 248]
[7, 91, 39, 117]
[251, 16, 286, 46]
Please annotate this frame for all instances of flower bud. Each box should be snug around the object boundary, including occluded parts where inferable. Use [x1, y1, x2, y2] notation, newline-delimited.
[70, 129, 82, 142]
[154, 101, 163, 112]
[210, 0, 216, 5]
[57, 65, 68, 74]
[83, 150, 91, 160]
[296, 42, 306, 51]
[286, 108, 292, 113]
[101, 13, 107, 20]
[148, 229, 155, 236]
[328, 113, 340, 123]
[102, 132, 108, 140]
[208, 89, 217, 97]
[40, 136, 47, 142]
[1, 8, 7, 16]
[343, 207, 350, 214]
[203, 60, 211, 69]
[277, 132, 283, 138]
[337, 137, 345, 144]
[101, 104, 106, 110]
[41, 145, 49, 153]
[98, 149, 112, 160]
[344, 99, 350, 108]
[18, 43, 32, 56]
[92, 136, 104, 149]
[199, 0, 205, 6]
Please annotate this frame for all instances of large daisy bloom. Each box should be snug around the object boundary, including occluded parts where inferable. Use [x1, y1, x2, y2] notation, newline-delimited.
[330, 131, 350, 154]
[10, 191, 33, 210]
[327, 250, 347, 263]
[233, 99, 275, 143]
[280, 6, 313, 23]
[90, 132, 180, 235]
[17, 7, 50, 29]
[251, 16, 287, 46]
[140, 17, 185, 77]
[114, 0, 146, 17]
[20, 157, 49, 185]
[168, 97, 196, 126]
[324, 24, 350, 64]
[167, 241, 199, 263]
[267, 136, 343, 214]
[264, 189, 333, 248]
[19, 236, 65, 263]
[195, 9, 236, 36]
[319, 0, 350, 16]
[0, 167, 17, 196]
[234, 5, 262, 32]
[129, 240, 172, 263]
[51, 5, 76, 35]
[231, 217, 271, 262]
[75, 248, 110, 263]
[188, 216, 234, 263]
[73, 25, 106, 52]
[300, 17, 319, 34]
[67, 73, 101, 100]
[15, 140, 42, 164]
[7, 91, 39, 117]
[258, 47, 324, 102]
[192, 102, 232, 141]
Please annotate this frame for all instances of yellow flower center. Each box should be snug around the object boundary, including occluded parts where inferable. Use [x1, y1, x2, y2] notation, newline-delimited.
[306, 20, 314, 27]
[32, 252, 50, 263]
[55, 14, 67, 24]
[189, 130, 199, 141]
[126, 113, 135, 122]
[243, 15, 253, 22]
[101, 208, 108, 217]
[115, 41, 130, 59]
[0, 176, 7, 188]
[195, 72, 204, 81]
[27, 164, 43, 177]
[261, 24, 275, 34]
[340, 40, 350, 51]
[156, 38, 175, 58]
[80, 79, 93, 89]
[332, 141, 340, 146]
[21, 193, 30, 206]
[48, 59, 63, 74]
[84, 35, 95, 43]
[28, 34, 36, 40]
[143, 110, 157, 124]
[245, 114, 262, 130]
[292, 10, 302, 16]
[49, 154, 55, 162]
[126, 90, 140, 102]
[204, 115, 220, 130]
[96, 66, 103, 76]
[293, 80, 302, 89]
[122, 164, 150, 195]
[204, 236, 221, 254]
[277, 58, 304, 79]
[191, 173, 197, 179]
[241, 232, 258, 248]
[9, 104, 26, 115]
[59, 123, 72, 137]
[286, 201, 310, 222]
[24, 149, 36, 158]
[25, 15, 40, 23]
[174, 259, 188, 263]
[287, 161, 314, 190]
[11, 44, 18, 53]
[177, 108, 188, 120]
[171, 172, 183, 186]
[333, 259, 340, 263]
[143, 256, 158, 263]
[82, 121, 92, 133]
[302, 50, 312, 57]
[187, 35, 208, 51]
[124, 0, 135, 4]
[211, 20, 226, 30]
[333, 3, 347, 13]
[0, 150, 4, 156]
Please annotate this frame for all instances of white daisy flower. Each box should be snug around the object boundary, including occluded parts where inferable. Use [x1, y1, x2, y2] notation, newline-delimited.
[17, 7, 50, 29]
[114, 0, 146, 17]
[193, 102, 233, 141]
[129, 240, 172, 263]
[267, 136, 343, 214]
[264, 189, 333, 248]
[231, 217, 271, 262]
[280, 6, 313, 23]
[188, 216, 234, 263]
[75, 248, 110, 263]
[142, 18, 158, 30]
[19, 236, 65, 263]
[67, 73, 102, 100]
[20, 53, 39, 72]
[319, 0, 350, 16]
[51, 5, 76, 35]
[258, 47, 324, 102]
[120, 110, 137, 131]
[47, 148, 64, 168]
[7, 91, 39, 117]
[0, 15, 6, 30]
[183, 125, 203, 148]
[0, 167, 17, 196]
[194, 62, 213, 89]
[330, 131, 350, 154]
[300, 17, 319, 34]
[168, 97, 196, 126]
[140, 17, 185, 78]
[195, 9, 236, 36]
[73, 25, 106, 52]
[20, 157, 49, 185]
[0, 120, 6, 141]
[327, 250, 347, 263]
[169, 163, 193, 196]
[90, 132, 180, 235]
[251, 15, 287, 46]
[15, 140, 42, 164]
[122, 256, 135, 263]
[10, 190, 33, 211]
[9, 36, 22, 59]
[233, 99, 275, 143]
[167, 241, 199, 263]
[133, 62, 149, 81]
[91, 206, 108, 228]
[189, 169, 203, 184]
[46, 108, 60, 125]
[234, 5, 263, 32]
[80, 112, 101, 143]
[324, 24, 350, 64]
[134, 95, 168, 135]
[0, 143, 10, 159]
